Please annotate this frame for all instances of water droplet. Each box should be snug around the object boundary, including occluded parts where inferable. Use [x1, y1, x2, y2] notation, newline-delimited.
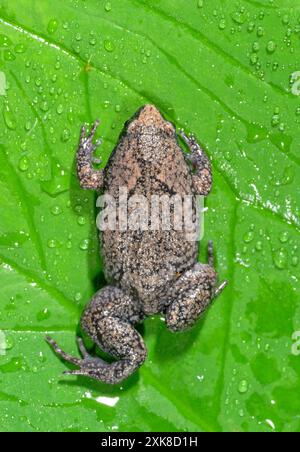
[3, 49, 15, 61]
[0, 34, 12, 47]
[61, 128, 71, 142]
[47, 19, 59, 34]
[24, 121, 32, 131]
[40, 101, 49, 112]
[115, 104, 121, 113]
[279, 231, 289, 243]
[56, 104, 64, 114]
[231, 11, 246, 25]
[271, 114, 280, 127]
[292, 256, 298, 267]
[270, 132, 293, 156]
[51, 205, 62, 216]
[47, 239, 56, 249]
[218, 19, 226, 30]
[0, 356, 28, 372]
[273, 248, 288, 270]
[3, 103, 16, 130]
[238, 379, 248, 394]
[252, 42, 260, 52]
[18, 156, 29, 172]
[267, 40, 276, 54]
[104, 40, 115, 52]
[248, 22, 255, 32]
[67, 111, 75, 124]
[80, 239, 89, 250]
[256, 241, 263, 251]
[250, 53, 258, 65]
[77, 216, 86, 226]
[41, 160, 69, 197]
[36, 308, 51, 321]
[243, 231, 254, 243]
[15, 43, 26, 53]
[105, 1, 112, 11]
[257, 26, 264, 37]
[74, 292, 82, 302]
[197, 0, 204, 8]
[282, 15, 289, 25]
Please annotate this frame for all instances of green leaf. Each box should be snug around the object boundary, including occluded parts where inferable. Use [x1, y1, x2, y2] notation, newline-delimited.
[0, 0, 300, 432]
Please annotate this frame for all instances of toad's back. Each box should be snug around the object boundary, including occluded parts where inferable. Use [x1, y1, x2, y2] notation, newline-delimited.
[99, 105, 199, 314]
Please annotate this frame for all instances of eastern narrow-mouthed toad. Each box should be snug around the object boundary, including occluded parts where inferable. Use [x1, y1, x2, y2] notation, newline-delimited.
[46, 105, 227, 384]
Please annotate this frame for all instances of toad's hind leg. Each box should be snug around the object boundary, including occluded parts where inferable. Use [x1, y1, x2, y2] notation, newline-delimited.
[165, 263, 217, 332]
[165, 242, 227, 332]
[46, 287, 147, 384]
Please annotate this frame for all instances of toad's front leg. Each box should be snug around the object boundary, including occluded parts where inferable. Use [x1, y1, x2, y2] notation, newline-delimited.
[77, 119, 104, 190]
[46, 287, 147, 384]
[165, 242, 227, 332]
[180, 131, 212, 196]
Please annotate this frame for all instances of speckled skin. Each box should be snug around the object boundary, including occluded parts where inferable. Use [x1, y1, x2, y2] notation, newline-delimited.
[46, 105, 226, 384]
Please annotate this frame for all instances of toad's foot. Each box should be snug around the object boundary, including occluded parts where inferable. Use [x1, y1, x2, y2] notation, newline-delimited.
[180, 130, 212, 196]
[45, 335, 107, 370]
[77, 119, 104, 190]
[47, 286, 147, 384]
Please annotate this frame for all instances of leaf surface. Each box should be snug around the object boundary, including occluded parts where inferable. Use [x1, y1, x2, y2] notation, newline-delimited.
[0, 0, 299, 432]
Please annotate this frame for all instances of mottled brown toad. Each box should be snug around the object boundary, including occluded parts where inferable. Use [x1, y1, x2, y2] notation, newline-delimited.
[46, 105, 227, 384]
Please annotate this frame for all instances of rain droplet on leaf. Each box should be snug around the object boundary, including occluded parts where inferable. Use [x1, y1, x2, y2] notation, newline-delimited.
[47, 239, 56, 249]
[80, 239, 89, 250]
[36, 308, 51, 321]
[18, 156, 29, 172]
[104, 40, 115, 52]
[51, 205, 62, 216]
[266, 40, 276, 54]
[3, 104, 17, 130]
[273, 248, 288, 270]
[243, 231, 254, 243]
[238, 380, 248, 394]
[219, 19, 226, 30]
[105, 1, 112, 11]
[47, 19, 59, 34]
